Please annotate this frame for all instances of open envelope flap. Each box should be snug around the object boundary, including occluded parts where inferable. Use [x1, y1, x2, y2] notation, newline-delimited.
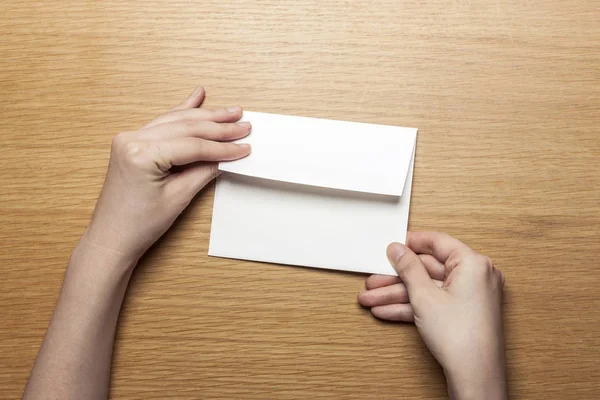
[218, 111, 417, 197]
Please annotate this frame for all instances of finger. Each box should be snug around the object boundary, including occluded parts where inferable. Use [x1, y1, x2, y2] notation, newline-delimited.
[169, 163, 219, 199]
[407, 231, 472, 264]
[358, 279, 443, 307]
[365, 256, 444, 290]
[144, 106, 243, 129]
[365, 275, 401, 290]
[371, 304, 414, 322]
[358, 284, 408, 307]
[159, 138, 251, 168]
[170, 86, 205, 112]
[387, 243, 439, 303]
[419, 254, 446, 281]
[141, 120, 252, 142]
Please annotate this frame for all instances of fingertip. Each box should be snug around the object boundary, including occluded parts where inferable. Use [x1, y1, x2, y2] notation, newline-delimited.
[370, 306, 387, 320]
[223, 143, 251, 161]
[357, 290, 368, 305]
[357, 290, 378, 308]
[189, 86, 205, 106]
[219, 106, 243, 123]
[386, 242, 406, 265]
[173, 86, 205, 111]
[227, 105, 242, 114]
[371, 304, 415, 322]
[365, 275, 376, 290]
[214, 142, 252, 163]
[236, 121, 252, 134]
[239, 143, 251, 153]
[192, 85, 204, 97]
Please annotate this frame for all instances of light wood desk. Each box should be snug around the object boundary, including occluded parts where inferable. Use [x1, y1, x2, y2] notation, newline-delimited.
[1, 1, 598, 398]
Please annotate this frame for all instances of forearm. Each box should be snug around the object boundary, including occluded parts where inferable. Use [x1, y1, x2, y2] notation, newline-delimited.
[24, 236, 136, 400]
[22, 86, 246, 399]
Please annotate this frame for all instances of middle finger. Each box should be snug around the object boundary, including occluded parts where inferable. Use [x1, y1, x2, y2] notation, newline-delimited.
[358, 279, 444, 307]
[140, 120, 252, 142]
[358, 283, 409, 307]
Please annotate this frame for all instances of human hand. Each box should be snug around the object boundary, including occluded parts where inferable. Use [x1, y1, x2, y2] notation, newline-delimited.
[358, 232, 507, 400]
[83, 86, 251, 266]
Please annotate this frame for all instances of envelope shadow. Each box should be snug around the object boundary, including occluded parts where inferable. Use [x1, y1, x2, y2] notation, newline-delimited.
[223, 172, 401, 205]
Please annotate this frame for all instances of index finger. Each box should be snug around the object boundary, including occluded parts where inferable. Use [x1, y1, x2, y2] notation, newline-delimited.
[160, 137, 251, 167]
[406, 231, 472, 263]
[169, 86, 206, 112]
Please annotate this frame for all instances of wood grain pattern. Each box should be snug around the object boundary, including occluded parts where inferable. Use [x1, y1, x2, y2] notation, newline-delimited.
[1, 0, 599, 398]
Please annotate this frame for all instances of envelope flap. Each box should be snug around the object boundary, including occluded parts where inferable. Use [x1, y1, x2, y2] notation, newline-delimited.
[218, 111, 417, 196]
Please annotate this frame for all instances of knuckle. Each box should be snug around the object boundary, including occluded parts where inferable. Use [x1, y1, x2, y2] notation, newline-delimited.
[483, 256, 494, 268]
[111, 131, 131, 149]
[154, 112, 170, 122]
[474, 254, 492, 272]
[357, 292, 375, 307]
[468, 254, 496, 279]
[457, 252, 487, 274]
[122, 141, 149, 167]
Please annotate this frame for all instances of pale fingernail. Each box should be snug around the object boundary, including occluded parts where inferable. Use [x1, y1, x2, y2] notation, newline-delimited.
[192, 86, 203, 96]
[239, 144, 251, 150]
[387, 243, 406, 264]
[236, 121, 251, 128]
[227, 106, 241, 113]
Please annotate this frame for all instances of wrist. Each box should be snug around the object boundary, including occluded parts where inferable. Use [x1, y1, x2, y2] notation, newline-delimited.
[58, 233, 137, 315]
[72, 225, 140, 270]
[72, 230, 139, 276]
[444, 364, 508, 400]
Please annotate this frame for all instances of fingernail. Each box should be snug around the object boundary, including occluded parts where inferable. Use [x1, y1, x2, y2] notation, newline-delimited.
[227, 106, 241, 113]
[192, 86, 203, 96]
[239, 143, 251, 150]
[236, 121, 251, 128]
[387, 243, 406, 264]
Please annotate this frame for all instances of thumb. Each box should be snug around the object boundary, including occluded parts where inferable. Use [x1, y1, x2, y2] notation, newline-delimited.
[387, 242, 439, 302]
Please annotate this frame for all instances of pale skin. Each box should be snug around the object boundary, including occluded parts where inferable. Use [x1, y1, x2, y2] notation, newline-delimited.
[358, 234, 508, 400]
[23, 87, 507, 400]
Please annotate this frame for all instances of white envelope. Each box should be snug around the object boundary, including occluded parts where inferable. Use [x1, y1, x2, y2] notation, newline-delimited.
[208, 111, 417, 275]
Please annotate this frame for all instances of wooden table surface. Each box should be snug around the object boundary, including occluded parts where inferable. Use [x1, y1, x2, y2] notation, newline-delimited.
[1, 1, 599, 399]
